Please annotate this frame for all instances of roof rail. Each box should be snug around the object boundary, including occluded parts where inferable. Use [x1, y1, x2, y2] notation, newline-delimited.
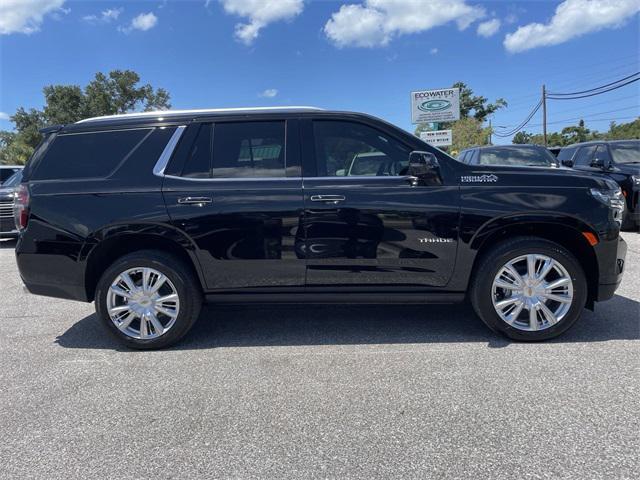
[76, 106, 324, 124]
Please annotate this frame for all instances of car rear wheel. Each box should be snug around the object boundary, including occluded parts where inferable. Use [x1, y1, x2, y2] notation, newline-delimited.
[95, 250, 202, 349]
[471, 237, 587, 341]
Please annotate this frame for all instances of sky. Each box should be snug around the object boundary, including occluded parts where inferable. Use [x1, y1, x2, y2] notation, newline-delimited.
[0, 0, 639, 145]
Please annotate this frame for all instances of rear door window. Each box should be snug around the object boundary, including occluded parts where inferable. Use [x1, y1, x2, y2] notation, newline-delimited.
[212, 121, 286, 178]
[32, 128, 151, 180]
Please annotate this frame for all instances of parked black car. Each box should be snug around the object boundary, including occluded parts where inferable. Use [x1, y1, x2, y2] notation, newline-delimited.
[0, 165, 23, 184]
[457, 145, 559, 168]
[14, 108, 627, 349]
[558, 140, 639, 230]
[0, 170, 22, 239]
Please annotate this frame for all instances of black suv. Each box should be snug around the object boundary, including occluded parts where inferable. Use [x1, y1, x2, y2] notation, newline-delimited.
[14, 108, 627, 348]
[558, 140, 639, 230]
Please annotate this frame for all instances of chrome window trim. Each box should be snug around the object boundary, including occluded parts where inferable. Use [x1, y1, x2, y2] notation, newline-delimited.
[153, 126, 186, 177]
[58, 126, 155, 136]
[161, 174, 299, 182]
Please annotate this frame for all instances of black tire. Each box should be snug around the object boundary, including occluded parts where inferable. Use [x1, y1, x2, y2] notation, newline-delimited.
[470, 237, 588, 341]
[95, 250, 203, 349]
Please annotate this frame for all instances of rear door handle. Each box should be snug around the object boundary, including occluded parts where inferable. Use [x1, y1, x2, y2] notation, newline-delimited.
[177, 196, 212, 206]
[310, 194, 346, 205]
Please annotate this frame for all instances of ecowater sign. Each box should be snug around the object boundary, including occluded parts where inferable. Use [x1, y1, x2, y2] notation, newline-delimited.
[411, 88, 460, 124]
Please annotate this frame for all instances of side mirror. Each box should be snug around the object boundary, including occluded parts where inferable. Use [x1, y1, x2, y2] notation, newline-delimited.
[407, 151, 440, 184]
[561, 159, 574, 167]
[590, 157, 610, 170]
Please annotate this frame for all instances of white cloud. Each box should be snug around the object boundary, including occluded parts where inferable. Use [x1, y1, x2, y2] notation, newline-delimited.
[0, 0, 65, 35]
[119, 12, 158, 33]
[259, 88, 278, 98]
[477, 18, 500, 37]
[0, 112, 10, 121]
[324, 0, 485, 48]
[220, 0, 304, 45]
[83, 8, 123, 24]
[131, 12, 158, 31]
[504, 0, 640, 53]
[430, 47, 438, 54]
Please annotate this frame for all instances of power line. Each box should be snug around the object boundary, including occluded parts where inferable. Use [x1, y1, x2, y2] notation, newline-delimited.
[493, 100, 542, 137]
[497, 105, 640, 130]
[548, 72, 639, 96]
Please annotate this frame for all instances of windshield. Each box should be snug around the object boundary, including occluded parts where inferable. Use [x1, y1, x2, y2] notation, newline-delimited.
[610, 142, 640, 164]
[479, 147, 556, 167]
[2, 170, 22, 187]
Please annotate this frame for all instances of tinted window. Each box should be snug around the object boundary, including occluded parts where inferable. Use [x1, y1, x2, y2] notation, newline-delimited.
[457, 151, 468, 163]
[0, 168, 19, 183]
[574, 145, 597, 166]
[610, 142, 640, 164]
[3, 170, 22, 187]
[313, 121, 410, 177]
[181, 124, 212, 178]
[212, 122, 285, 178]
[557, 146, 577, 162]
[33, 128, 150, 180]
[595, 144, 612, 164]
[478, 146, 555, 167]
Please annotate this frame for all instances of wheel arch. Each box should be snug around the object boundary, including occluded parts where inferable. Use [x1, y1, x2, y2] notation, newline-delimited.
[468, 215, 599, 308]
[82, 226, 205, 301]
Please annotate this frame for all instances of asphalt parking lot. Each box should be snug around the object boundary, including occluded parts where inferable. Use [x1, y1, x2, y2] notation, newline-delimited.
[0, 234, 638, 480]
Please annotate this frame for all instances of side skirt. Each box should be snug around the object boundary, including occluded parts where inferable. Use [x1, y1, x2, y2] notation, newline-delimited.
[204, 292, 466, 304]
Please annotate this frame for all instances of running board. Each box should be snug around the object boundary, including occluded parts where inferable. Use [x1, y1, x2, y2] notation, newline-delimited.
[204, 292, 465, 304]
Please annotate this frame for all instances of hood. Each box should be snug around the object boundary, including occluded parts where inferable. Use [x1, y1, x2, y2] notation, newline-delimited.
[613, 163, 640, 176]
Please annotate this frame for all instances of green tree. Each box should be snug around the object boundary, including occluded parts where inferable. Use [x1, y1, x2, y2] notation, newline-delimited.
[560, 119, 591, 145]
[451, 117, 491, 152]
[512, 131, 532, 144]
[605, 118, 640, 139]
[0, 70, 171, 165]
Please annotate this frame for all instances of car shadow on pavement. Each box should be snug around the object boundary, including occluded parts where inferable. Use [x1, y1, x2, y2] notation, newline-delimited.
[56, 294, 640, 351]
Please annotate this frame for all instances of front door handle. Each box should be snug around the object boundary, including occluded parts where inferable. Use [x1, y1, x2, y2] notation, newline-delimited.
[177, 196, 212, 206]
[310, 194, 346, 205]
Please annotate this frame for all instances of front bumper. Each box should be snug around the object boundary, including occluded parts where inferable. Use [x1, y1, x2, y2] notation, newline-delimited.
[596, 235, 627, 302]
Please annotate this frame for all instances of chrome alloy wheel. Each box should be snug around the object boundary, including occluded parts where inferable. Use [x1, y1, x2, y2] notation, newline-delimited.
[106, 267, 180, 339]
[491, 254, 574, 332]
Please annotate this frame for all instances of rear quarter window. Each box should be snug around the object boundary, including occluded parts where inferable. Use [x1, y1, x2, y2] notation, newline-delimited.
[31, 128, 151, 180]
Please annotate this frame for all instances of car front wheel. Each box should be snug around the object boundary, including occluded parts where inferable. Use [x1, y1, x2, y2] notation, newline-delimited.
[471, 237, 588, 341]
[95, 250, 202, 349]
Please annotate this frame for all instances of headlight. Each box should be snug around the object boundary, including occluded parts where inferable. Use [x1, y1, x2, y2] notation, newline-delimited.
[589, 187, 625, 223]
[632, 175, 640, 185]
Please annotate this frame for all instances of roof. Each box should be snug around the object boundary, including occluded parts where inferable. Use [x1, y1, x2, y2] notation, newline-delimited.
[559, 139, 640, 149]
[76, 106, 324, 125]
[460, 144, 547, 152]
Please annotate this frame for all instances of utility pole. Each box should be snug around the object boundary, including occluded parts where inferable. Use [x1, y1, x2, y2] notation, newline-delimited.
[542, 84, 547, 146]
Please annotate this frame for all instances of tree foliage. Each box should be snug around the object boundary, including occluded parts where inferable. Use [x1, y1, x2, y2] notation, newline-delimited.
[511, 118, 640, 147]
[451, 117, 491, 154]
[0, 70, 171, 165]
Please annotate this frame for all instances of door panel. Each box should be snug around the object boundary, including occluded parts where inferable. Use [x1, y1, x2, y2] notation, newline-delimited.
[163, 178, 304, 290]
[303, 177, 459, 287]
[162, 119, 305, 291]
